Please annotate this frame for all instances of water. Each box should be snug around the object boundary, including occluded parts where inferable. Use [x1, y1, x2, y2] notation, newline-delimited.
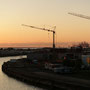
[0, 56, 43, 90]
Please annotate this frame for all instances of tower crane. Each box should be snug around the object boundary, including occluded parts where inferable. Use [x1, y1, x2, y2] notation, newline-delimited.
[22, 24, 56, 49]
[68, 12, 90, 20]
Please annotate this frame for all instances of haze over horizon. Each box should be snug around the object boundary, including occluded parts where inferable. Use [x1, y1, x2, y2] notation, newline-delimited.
[0, 0, 90, 47]
[0, 42, 88, 48]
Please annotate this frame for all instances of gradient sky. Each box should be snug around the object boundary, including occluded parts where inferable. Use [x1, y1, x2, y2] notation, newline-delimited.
[0, 0, 90, 47]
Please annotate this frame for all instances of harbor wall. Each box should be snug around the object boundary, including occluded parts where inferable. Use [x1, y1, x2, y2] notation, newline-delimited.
[2, 62, 90, 90]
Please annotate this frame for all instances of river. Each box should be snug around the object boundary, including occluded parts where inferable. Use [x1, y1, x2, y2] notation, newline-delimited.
[0, 56, 43, 90]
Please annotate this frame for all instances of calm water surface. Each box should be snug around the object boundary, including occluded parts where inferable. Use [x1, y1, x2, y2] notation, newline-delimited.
[0, 56, 44, 90]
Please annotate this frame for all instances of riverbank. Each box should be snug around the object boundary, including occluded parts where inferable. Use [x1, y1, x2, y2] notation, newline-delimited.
[0, 47, 31, 57]
[0, 56, 43, 90]
[0, 54, 27, 58]
[2, 59, 90, 90]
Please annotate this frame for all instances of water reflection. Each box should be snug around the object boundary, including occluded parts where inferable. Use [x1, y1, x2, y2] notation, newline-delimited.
[0, 56, 43, 90]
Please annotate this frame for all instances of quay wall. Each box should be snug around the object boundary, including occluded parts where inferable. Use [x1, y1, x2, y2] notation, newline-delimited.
[2, 62, 90, 90]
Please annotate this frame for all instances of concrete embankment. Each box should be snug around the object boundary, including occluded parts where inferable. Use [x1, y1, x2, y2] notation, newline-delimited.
[2, 61, 90, 90]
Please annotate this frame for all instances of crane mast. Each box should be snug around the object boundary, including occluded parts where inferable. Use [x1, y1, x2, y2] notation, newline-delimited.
[22, 24, 56, 49]
[68, 12, 90, 20]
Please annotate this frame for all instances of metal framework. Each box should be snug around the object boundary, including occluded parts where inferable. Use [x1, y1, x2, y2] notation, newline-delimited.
[22, 24, 56, 49]
[68, 12, 90, 20]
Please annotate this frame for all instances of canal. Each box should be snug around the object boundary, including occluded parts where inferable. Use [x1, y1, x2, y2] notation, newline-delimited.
[0, 56, 43, 90]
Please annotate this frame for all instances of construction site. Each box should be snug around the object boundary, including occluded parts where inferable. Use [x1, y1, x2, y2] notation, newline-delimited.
[2, 13, 90, 90]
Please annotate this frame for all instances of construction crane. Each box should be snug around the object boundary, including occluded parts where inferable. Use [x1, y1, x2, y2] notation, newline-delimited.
[22, 24, 56, 49]
[68, 12, 90, 20]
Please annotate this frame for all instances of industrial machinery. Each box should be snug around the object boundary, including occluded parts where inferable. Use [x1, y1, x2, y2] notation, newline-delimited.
[68, 12, 90, 20]
[22, 24, 56, 49]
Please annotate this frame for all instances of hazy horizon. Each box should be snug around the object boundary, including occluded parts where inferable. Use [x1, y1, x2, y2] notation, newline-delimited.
[0, 42, 88, 48]
[0, 0, 90, 47]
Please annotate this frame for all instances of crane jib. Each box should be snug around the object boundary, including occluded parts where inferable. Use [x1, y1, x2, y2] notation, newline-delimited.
[68, 12, 90, 20]
[22, 24, 56, 49]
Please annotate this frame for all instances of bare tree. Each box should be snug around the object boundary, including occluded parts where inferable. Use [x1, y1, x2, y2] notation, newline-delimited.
[78, 41, 89, 48]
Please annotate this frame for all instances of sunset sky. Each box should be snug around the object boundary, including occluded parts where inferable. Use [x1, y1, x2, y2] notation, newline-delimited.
[0, 0, 90, 47]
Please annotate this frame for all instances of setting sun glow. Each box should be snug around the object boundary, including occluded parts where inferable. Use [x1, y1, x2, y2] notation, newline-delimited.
[0, 0, 90, 47]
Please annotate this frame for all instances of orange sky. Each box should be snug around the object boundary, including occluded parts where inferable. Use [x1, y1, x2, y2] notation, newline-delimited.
[0, 0, 90, 47]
